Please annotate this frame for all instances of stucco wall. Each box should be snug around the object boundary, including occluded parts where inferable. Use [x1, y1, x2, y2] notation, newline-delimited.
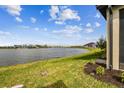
[112, 8, 120, 70]
[110, 6, 124, 70]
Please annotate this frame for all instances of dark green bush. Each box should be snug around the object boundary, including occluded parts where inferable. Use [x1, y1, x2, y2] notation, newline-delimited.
[96, 66, 105, 75]
[121, 72, 124, 82]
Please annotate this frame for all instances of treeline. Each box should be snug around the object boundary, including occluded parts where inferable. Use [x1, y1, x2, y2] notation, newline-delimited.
[0, 44, 98, 49]
[0, 44, 70, 49]
[14, 44, 50, 48]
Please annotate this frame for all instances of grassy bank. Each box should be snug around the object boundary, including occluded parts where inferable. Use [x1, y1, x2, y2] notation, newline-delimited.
[0, 49, 116, 88]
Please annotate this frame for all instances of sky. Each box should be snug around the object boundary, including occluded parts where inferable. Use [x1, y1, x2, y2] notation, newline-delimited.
[0, 5, 106, 46]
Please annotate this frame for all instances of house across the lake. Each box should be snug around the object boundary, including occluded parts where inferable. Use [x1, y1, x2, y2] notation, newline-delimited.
[83, 42, 96, 48]
[97, 5, 124, 70]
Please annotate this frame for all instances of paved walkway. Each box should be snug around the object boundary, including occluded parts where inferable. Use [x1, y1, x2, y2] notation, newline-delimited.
[96, 59, 106, 64]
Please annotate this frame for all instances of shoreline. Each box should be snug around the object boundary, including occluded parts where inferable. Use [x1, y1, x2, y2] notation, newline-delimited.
[0, 49, 116, 88]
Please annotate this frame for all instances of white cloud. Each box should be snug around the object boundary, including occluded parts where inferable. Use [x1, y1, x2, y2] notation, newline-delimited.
[3, 5, 22, 16]
[34, 27, 39, 31]
[86, 23, 91, 27]
[49, 6, 80, 24]
[84, 22, 95, 33]
[80, 23, 83, 26]
[34, 27, 47, 31]
[44, 28, 47, 31]
[53, 25, 82, 38]
[2, 5, 23, 23]
[40, 10, 44, 14]
[15, 17, 23, 22]
[0, 30, 11, 36]
[30, 17, 37, 23]
[60, 6, 69, 10]
[59, 9, 80, 22]
[84, 28, 94, 33]
[83, 22, 100, 33]
[95, 22, 101, 27]
[65, 25, 82, 33]
[55, 21, 65, 25]
[49, 6, 59, 20]
[53, 25, 82, 33]
[19, 25, 30, 29]
[95, 13, 100, 18]
[19, 25, 48, 32]
[83, 37, 98, 44]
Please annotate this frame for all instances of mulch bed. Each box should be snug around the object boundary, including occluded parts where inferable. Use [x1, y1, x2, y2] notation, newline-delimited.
[84, 62, 124, 88]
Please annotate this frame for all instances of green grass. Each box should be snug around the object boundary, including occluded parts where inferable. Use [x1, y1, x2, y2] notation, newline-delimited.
[0, 49, 117, 88]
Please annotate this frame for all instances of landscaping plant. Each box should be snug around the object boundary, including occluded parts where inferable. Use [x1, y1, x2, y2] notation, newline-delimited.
[96, 36, 106, 59]
[96, 66, 105, 76]
[121, 72, 124, 83]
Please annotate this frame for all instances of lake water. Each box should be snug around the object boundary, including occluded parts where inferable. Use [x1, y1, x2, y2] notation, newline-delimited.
[0, 48, 88, 66]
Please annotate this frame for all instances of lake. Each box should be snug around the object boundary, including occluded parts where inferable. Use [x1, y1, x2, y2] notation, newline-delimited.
[0, 48, 88, 66]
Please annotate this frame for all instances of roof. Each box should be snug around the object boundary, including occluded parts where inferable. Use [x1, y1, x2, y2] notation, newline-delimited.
[96, 5, 108, 19]
[83, 42, 96, 46]
[96, 5, 120, 19]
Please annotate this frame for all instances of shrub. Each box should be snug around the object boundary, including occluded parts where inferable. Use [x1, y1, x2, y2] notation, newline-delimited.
[121, 72, 124, 83]
[96, 66, 105, 75]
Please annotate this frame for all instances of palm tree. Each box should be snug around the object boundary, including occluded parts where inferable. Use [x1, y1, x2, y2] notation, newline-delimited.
[96, 36, 106, 49]
[96, 36, 106, 59]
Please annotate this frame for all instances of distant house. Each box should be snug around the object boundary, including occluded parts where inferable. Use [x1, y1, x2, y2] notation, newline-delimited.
[83, 42, 96, 48]
[97, 5, 124, 70]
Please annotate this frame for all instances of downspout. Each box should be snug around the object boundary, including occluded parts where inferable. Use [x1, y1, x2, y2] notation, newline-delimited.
[108, 5, 112, 15]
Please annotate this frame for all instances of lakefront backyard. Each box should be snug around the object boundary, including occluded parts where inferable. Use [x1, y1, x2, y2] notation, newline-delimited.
[0, 48, 117, 88]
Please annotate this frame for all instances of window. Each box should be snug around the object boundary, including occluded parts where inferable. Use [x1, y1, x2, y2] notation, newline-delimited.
[119, 9, 124, 69]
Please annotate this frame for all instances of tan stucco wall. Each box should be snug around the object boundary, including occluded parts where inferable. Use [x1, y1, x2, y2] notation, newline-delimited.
[112, 8, 120, 70]
[108, 6, 124, 70]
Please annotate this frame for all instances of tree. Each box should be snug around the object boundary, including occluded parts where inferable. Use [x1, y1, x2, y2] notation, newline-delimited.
[96, 36, 106, 49]
[96, 36, 106, 59]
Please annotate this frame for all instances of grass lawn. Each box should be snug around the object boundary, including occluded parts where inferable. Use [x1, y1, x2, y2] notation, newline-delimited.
[0, 49, 117, 88]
